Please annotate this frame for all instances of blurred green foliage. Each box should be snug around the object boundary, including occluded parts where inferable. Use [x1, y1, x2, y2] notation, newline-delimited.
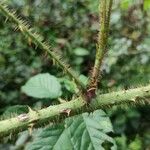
[0, 0, 150, 149]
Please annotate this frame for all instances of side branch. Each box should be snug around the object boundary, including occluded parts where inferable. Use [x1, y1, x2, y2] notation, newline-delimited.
[88, 0, 113, 92]
[0, 85, 150, 137]
[0, 2, 86, 91]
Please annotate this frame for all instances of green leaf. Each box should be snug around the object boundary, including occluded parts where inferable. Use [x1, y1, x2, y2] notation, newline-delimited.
[25, 110, 117, 150]
[61, 78, 77, 93]
[115, 135, 127, 150]
[120, 0, 134, 10]
[144, 0, 150, 10]
[21, 73, 62, 99]
[79, 74, 88, 86]
[128, 135, 142, 150]
[74, 47, 89, 56]
[1, 105, 28, 119]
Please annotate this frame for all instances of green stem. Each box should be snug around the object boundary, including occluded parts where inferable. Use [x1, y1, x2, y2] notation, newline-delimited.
[88, 0, 113, 90]
[0, 2, 86, 91]
[0, 85, 150, 137]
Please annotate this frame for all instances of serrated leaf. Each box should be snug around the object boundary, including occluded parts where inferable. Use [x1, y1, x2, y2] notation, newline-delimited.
[25, 110, 117, 150]
[21, 73, 62, 99]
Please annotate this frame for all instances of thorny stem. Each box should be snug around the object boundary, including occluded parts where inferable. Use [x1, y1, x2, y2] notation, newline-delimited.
[0, 85, 150, 137]
[0, 2, 86, 92]
[87, 0, 113, 98]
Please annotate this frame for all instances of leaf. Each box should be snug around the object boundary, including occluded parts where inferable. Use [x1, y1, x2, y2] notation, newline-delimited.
[25, 110, 117, 150]
[1, 105, 28, 119]
[120, 0, 134, 10]
[60, 78, 77, 93]
[128, 135, 142, 150]
[144, 0, 150, 10]
[74, 47, 89, 56]
[21, 73, 62, 99]
[79, 74, 88, 86]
